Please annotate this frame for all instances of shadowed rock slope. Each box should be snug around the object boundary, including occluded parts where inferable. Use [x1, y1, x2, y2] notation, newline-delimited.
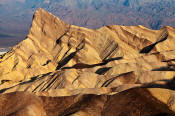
[1, 8, 175, 116]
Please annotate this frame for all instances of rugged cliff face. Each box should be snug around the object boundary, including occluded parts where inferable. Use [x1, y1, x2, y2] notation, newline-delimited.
[1, 9, 175, 116]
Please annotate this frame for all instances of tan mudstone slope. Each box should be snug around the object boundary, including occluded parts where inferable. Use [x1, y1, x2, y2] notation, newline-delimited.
[1, 8, 175, 116]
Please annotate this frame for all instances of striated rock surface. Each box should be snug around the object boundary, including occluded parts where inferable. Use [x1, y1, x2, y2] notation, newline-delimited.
[1, 8, 175, 115]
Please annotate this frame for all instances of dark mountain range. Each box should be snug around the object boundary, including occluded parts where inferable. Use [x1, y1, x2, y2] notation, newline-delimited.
[1, 0, 175, 47]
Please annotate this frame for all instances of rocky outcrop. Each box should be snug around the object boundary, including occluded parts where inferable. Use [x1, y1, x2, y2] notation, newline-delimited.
[1, 88, 175, 116]
[1, 9, 175, 115]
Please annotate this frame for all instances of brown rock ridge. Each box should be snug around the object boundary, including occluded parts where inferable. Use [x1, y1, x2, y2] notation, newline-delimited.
[1, 88, 175, 116]
[0, 8, 175, 115]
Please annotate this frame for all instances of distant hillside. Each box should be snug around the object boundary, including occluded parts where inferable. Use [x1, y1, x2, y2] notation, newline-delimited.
[1, 0, 175, 46]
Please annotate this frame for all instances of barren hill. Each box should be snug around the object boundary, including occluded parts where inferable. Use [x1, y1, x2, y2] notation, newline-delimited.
[1, 9, 175, 116]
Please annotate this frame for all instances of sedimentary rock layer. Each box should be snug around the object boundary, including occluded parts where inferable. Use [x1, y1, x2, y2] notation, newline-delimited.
[0, 9, 175, 116]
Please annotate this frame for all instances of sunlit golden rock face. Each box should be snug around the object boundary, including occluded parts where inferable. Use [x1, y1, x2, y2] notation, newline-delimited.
[1, 8, 175, 116]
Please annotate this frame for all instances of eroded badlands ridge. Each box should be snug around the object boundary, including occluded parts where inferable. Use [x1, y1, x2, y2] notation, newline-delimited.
[1, 8, 175, 116]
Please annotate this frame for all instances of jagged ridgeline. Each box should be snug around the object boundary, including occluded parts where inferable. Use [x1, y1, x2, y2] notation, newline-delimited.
[1, 9, 175, 116]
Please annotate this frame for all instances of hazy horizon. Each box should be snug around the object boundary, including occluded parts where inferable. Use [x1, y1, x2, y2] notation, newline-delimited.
[1, 0, 175, 47]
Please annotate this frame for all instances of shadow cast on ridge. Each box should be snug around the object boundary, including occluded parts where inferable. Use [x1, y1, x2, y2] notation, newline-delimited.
[142, 76, 175, 90]
[0, 72, 52, 94]
[152, 65, 175, 71]
[62, 57, 122, 70]
[140, 29, 168, 54]
[56, 39, 85, 70]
